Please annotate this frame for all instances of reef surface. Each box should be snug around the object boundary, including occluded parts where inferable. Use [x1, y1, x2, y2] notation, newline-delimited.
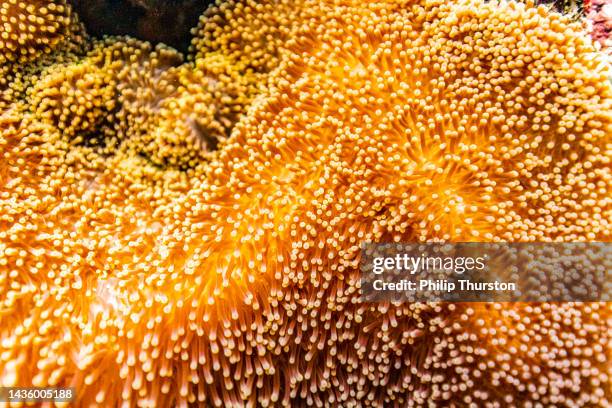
[0, 0, 611, 407]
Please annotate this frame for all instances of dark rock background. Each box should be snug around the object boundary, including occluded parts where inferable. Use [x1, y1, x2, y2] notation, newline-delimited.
[69, 0, 215, 53]
[537, 0, 584, 12]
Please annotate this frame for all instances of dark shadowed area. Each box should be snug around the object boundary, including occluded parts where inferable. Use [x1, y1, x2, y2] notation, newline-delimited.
[69, 0, 215, 52]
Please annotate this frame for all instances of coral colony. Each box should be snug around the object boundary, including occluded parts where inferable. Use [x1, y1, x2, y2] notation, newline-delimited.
[1, 0, 611, 407]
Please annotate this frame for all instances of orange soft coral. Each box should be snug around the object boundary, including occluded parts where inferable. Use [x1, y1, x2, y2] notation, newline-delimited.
[1, 0, 611, 407]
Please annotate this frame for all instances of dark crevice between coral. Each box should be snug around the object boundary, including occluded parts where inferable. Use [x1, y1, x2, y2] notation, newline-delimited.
[191, 118, 221, 152]
[537, 0, 584, 14]
[68, 0, 216, 53]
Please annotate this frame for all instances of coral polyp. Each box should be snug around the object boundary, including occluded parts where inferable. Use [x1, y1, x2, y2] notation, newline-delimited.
[0, 0, 611, 407]
[0, 0, 73, 64]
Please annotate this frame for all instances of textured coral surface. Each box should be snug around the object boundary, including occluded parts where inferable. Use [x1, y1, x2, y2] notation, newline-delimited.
[0, 0, 611, 407]
[586, 0, 612, 46]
